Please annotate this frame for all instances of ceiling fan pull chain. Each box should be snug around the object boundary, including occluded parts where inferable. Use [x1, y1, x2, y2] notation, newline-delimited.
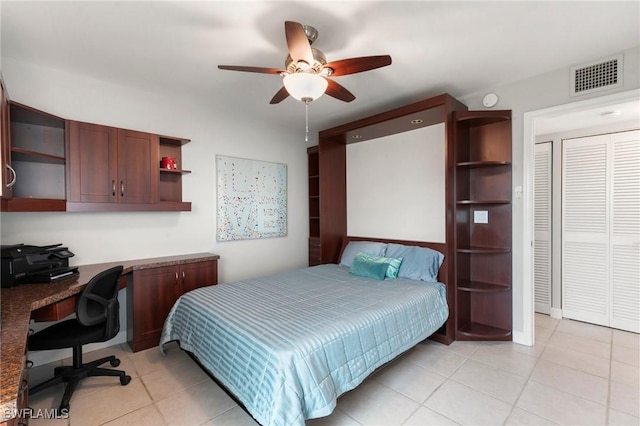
[305, 98, 310, 142]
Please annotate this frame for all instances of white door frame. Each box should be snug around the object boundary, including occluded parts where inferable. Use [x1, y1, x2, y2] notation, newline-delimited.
[521, 88, 639, 346]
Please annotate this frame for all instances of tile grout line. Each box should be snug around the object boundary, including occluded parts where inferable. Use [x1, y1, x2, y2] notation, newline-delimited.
[503, 315, 560, 425]
[605, 331, 613, 426]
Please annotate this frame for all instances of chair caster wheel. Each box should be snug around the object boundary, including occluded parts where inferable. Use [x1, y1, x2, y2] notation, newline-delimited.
[120, 375, 131, 386]
[110, 358, 121, 367]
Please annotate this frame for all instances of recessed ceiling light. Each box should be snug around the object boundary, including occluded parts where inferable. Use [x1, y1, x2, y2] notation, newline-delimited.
[410, 119, 423, 124]
[352, 134, 362, 139]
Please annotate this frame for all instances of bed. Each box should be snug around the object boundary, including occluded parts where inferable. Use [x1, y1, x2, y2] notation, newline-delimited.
[160, 237, 450, 426]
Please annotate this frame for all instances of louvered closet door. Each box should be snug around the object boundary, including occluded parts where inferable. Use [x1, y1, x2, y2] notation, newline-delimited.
[562, 130, 640, 332]
[534, 142, 552, 314]
[562, 135, 610, 327]
[610, 130, 639, 332]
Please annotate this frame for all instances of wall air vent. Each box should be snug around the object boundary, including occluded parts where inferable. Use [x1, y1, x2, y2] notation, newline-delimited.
[570, 54, 623, 97]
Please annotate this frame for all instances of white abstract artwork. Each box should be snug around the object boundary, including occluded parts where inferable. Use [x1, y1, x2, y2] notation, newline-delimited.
[216, 155, 287, 241]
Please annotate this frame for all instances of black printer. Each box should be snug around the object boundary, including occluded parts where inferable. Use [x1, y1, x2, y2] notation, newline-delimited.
[1, 243, 77, 287]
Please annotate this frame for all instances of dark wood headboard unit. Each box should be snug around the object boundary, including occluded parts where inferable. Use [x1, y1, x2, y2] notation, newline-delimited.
[340, 236, 451, 345]
[314, 93, 468, 344]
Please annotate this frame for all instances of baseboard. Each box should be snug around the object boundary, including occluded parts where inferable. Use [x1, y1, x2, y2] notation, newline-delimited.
[550, 308, 563, 319]
[512, 330, 531, 346]
[28, 330, 128, 367]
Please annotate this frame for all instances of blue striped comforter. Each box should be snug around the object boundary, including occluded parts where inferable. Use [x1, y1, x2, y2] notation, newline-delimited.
[160, 264, 448, 426]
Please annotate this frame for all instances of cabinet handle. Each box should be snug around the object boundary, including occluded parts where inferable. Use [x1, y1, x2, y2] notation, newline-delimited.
[5, 164, 16, 188]
[20, 379, 28, 392]
[175, 271, 179, 285]
[25, 360, 33, 369]
[112, 180, 116, 196]
[182, 270, 185, 284]
[120, 181, 124, 197]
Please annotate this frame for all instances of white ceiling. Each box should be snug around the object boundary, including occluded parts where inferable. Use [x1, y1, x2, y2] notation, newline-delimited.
[2, 1, 639, 133]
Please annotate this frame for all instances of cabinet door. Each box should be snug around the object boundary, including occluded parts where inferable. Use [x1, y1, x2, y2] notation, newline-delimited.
[181, 260, 218, 294]
[0, 77, 12, 200]
[117, 129, 159, 204]
[129, 266, 181, 352]
[68, 121, 118, 203]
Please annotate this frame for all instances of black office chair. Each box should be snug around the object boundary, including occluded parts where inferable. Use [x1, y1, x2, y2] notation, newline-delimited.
[28, 265, 131, 412]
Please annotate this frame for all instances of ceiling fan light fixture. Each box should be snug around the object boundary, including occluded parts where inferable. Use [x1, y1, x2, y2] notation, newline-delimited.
[283, 73, 328, 101]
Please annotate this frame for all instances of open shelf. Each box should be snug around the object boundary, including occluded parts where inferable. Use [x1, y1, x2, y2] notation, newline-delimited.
[6, 102, 67, 206]
[11, 147, 65, 164]
[457, 246, 511, 254]
[456, 199, 510, 205]
[159, 168, 191, 175]
[454, 111, 511, 127]
[456, 160, 511, 168]
[457, 280, 511, 292]
[2, 197, 66, 212]
[457, 322, 512, 339]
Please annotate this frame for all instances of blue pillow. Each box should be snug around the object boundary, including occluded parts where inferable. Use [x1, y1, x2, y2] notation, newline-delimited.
[339, 241, 387, 267]
[385, 243, 444, 282]
[349, 255, 389, 280]
[355, 252, 404, 278]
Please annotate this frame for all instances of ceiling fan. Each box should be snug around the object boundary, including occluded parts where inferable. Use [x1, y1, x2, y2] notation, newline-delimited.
[218, 21, 392, 104]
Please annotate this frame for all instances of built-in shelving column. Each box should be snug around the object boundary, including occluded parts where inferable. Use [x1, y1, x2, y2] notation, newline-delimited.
[307, 146, 321, 266]
[454, 110, 512, 341]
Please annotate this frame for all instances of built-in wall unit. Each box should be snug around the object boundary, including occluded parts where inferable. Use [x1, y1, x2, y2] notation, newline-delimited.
[453, 110, 513, 341]
[0, 84, 191, 213]
[308, 93, 513, 344]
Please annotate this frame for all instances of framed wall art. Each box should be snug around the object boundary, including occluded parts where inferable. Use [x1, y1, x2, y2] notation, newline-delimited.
[216, 155, 287, 241]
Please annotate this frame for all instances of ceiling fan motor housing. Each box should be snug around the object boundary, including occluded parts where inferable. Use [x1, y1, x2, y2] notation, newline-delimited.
[285, 48, 330, 75]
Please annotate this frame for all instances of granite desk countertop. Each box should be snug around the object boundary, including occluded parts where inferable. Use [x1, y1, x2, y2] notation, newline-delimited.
[0, 252, 219, 420]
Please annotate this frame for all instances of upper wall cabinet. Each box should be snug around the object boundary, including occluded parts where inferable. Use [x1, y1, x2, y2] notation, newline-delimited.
[1, 76, 12, 201]
[67, 122, 159, 206]
[66, 121, 191, 212]
[1, 101, 67, 212]
[0, 96, 191, 212]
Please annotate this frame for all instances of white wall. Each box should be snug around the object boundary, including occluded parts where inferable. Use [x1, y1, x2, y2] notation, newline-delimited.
[346, 124, 446, 243]
[0, 57, 309, 284]
[460, 46, 640, 342]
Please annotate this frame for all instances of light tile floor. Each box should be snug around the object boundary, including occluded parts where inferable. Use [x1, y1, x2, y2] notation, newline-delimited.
[28, 314, 639, 425]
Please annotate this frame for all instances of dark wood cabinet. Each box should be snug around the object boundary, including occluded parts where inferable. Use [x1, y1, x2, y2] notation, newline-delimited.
[0, 76, 11, 201]
[1, 102, 66, 212]
[307, 146, 322, 266]
[453, 110, 512, 341]
[158, 136, 191, 210]
[0, 83, 191, 212]
[127, 259, 218, 352]
[67, 122, 159, 205]
[117, 129, 159, 204]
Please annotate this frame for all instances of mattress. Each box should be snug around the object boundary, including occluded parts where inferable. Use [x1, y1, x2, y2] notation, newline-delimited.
[160, 263, 448, 426]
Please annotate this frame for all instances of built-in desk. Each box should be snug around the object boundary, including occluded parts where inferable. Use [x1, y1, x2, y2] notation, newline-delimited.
[0, 252, 219, 424]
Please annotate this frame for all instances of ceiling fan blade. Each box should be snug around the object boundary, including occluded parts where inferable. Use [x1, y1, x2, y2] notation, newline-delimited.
[325, 79, 355, 103]
[324, 55, 392, 77]
[284, 21, 314, 65]
[218, 65, 284, 74]
[269, 87, 290, 104]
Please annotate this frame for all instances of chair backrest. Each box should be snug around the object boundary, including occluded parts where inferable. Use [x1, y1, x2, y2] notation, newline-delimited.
[76, 265, 124, 340]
